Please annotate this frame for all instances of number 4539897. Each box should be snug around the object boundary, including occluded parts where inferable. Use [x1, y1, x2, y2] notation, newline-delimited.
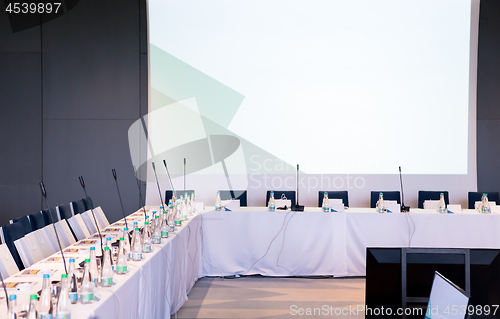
[6, 2, 62, 14]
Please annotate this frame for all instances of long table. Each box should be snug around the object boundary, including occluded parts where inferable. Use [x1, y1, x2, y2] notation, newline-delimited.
[1, 208, 203, 318]
[201, 207, 500, 277]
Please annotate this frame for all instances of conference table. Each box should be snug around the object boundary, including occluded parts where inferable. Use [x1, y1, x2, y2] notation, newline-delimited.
[1, 205, 499, 318]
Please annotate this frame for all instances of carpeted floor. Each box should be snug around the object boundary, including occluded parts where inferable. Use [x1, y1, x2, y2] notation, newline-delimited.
[175, 276, 365, 319]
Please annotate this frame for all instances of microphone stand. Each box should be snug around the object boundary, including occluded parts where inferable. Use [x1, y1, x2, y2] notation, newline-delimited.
[163, 159, 176, 202]
[399, 166, 410, 212]
[78, 176, 104, 258]
[151, 162, 165, 209]
[133, 165, 147, 217]
[291, 164, 304, 211]
[112, 169, 128, 229]
[183, 158, 186, 194]
[39, 182, 68, 273]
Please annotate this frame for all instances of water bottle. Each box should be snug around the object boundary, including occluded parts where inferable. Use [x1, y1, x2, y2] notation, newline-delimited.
[56, 274, 71, 319]
[7, 294, 17, 319]
[376, 193, 386, 213]
[269, 191, 276, 211]
[101, 246, 113, 287]
[68, 259, 78, 304]
[89, 247, 99, 285]
[161, 210, 169, 238]
[38, 274, 53, 318]
[27, 295, 38, 319]
[105, 237, 113, 265]
[122, 228, 130, 260]
[142, 222, 153, 253]
[152, 215, 162, 244]
[322, 192, 330, 212]
[175, 202, 182, 228]
[80, 259, 94, 304]
[481, 193, 491, 214]
[131, 227, 143, 261]
[437, 193, 447, 214]
[181, 199, 188, 221]
[191, 192, 196, 214]
[116, 237, 128, 275]
[215, 191, 222, 211]
[168, 202, 175, 232]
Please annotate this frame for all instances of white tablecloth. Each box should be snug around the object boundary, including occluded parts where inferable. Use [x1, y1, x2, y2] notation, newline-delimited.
[201, 207, 500, 277]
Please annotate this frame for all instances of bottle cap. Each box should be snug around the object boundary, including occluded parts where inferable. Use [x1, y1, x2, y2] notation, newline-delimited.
[104, 247, 110, 251]
[123, 228, 129, 231]
[9, 295, 16, 301]
[325, 192, 328, 195]
[30, 294, 38, 300]
[119, 237, 124, 241]
[380, 192, 383, 195]
[90, 247, 95, 251]
[85, 258, 90, 263]
[106, 237, 111, 241]
[61, 274, 68, 279]
[43, 274, 50, 279]
[153, 211, 157, 214]
[133, 222, 138, 225]
[135, 228, 140, 231]
[271, 191, 274, 193]
[440, 193, 444, 195]
[145, 216, 149, 219]
[69, 258, 75, 262]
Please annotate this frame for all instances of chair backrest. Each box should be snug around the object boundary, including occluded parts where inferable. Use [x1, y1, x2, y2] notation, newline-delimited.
[93, 206, 110, 228]
[56, 203, 73, 220]
[54, 219, 77, 246]
[1, 222, 26, 270]
[80, 210, 98, 235]
[219, 190, 248, 207]
[418, 191, 450, 209]
[0, 243, 19, 278]
[82, 196, 94, 211]
[266, 190, 296, 207]
[14, 232, 45, 268]
[41, 208, 60, 224]
[165, 190, 195, 203]
[468, 192, 500, 209]
[318, 191, 349, 207]
[33, 227, 58, 257]
[28, 212, 47, 231]
[71, 199, 87, 215]
[66, 215, 91, 240]
[11, 216, 33, 234]
[370, 191, 401, 208]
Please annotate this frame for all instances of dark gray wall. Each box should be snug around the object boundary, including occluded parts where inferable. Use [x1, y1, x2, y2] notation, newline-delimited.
[0, 0, 147, 226]
[477, 0, 500, 194]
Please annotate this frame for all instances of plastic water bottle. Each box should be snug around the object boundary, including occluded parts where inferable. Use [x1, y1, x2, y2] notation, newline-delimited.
[215, 191, 222, 211]
[7, 294, 17, 319]
[89, 247, 99, 285]
[101, 246, 113, 287]
[27, 295, 38, 319]
[322, 192, 330, 212]
[81, 259, 94, 304]
[269, 191, 276, 211]
[437, 193, 447, 214]
[181, 199, 188, 221]
[68, 258, 78, 304]
[131, 227, 143, 261]
[376, 193, 386, 213]
[105, 237, 113, 265]
[122, 228, 130, 260]
[161, 210, 169, 238]
[56, 274, 71, 319]
[142, 222, 153, 253]
[152, 215, 162, 244]
[191, 192, 196, 214]
[116, 237, 128, 275]
[481, 193, 491, 214]
[175, 202, 182, 228]
[168, 202, 175, 232]
[39, 274, 53, 318]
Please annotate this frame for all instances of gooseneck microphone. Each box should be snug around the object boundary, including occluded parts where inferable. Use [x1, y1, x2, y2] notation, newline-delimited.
[399, 166, 410, 212]
[112, 169, 128, 229]
[291, 164, 304, 212]
[78, 176, 104, 257]
[163, 159, 176, 201]
[132, 165, 147, 216]
[39, 182, 68, 273]
[151, 162, 165, 208]
[183, 157, 186, 194]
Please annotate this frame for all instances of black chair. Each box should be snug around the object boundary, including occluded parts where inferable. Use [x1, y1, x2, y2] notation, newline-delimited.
[265, 191, 296, 207]
[11, 216, 33, 234]
[318, 191, 349, 207]
[165, 190, 195, 203]
[71, 199, 87, 215]
[418, 191, 449, 209]
[56, 203, 73, 220]
[1, 222, 26, 270]
[219, 190, 248, 207]
[468, 192, 500, 209]
[82, 197, 94, 210]
[41, 208, 59, 225]
[28, 212, 47, 231]
[370, 191, 400, 208]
